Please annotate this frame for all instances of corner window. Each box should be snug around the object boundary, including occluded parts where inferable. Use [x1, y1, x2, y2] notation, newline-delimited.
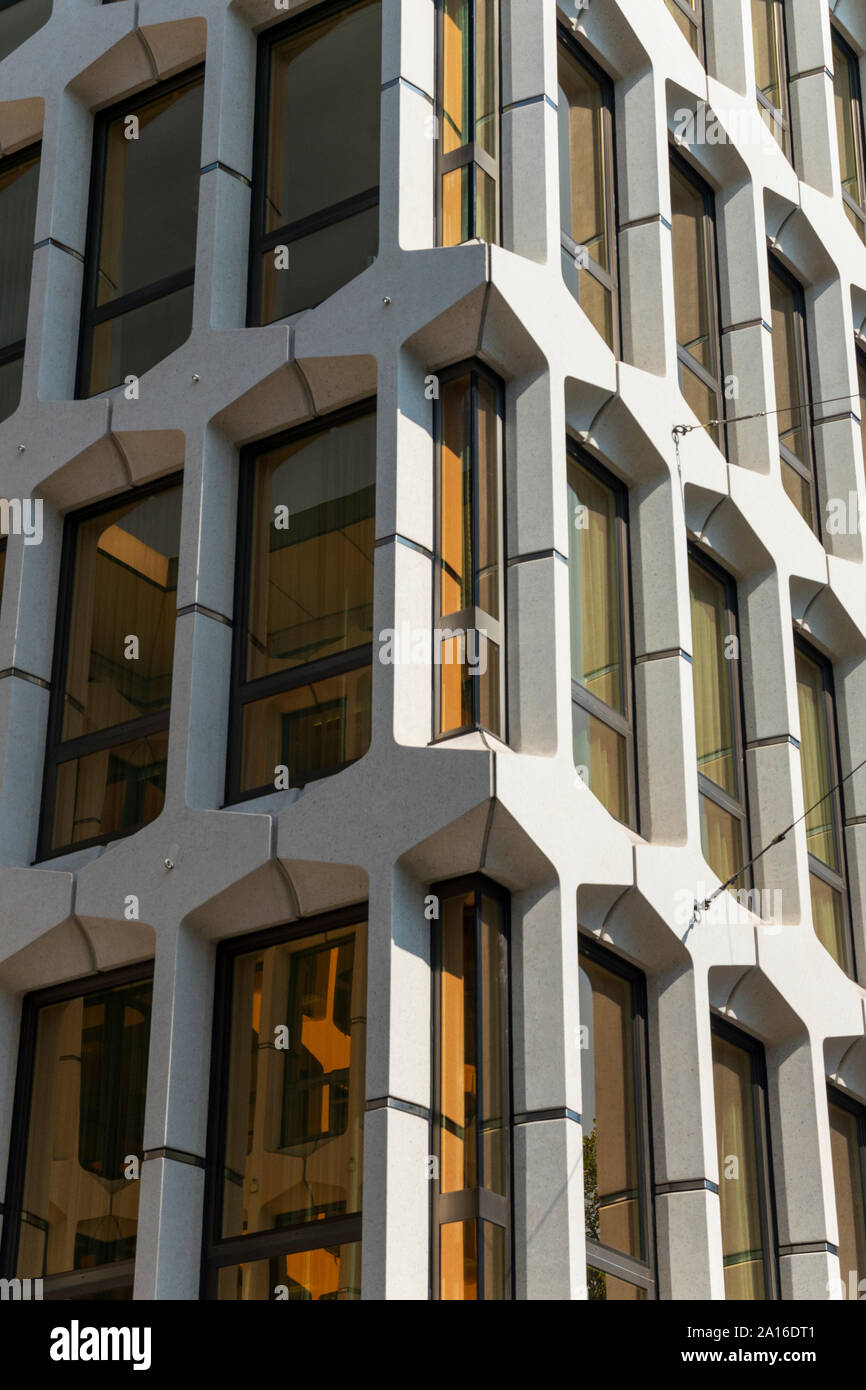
[228, 405, 375, 802]
[769, 258, 817, 532]
[248, 0, 381, 325]
[567, 448, 635, 827]
[0, 0, 51, 61]
[688, 551, 750, 889]
[794, 639, 853, 974]
[0, 142, 40, 424]
[77, 68, 204, 398]
[432, 878, 511, 1300]
[710, 1016, 779, 1299]
[832, 28, 866, 240]
[664, 0, 703, 60]
[827, 1087, 866, 1299]
[39, 477, 182, 858]
[670, 154, 725, 450]
[557, 33, 618, 352]
[580, 937, 655, 1299]
[0, 966, 152, 1300]
[204, 912, 367, 1300]
[437, 0, 500, 246]
[751, 0, 791, 156]
[434, 365, 505, 740]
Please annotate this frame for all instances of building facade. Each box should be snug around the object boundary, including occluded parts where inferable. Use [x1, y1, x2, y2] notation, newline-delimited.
[0, 0, 865, 1302]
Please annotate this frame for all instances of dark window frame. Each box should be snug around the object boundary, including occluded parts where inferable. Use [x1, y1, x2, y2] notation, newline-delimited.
[794, 633, 856, 978]
[431, 359, 506, 743]
[710, 1012, 780, 1300]
[752, 0, 792, 159]
[200, 902, 368, 1300]
[246, 0, 381, 326]
[857, 341, 866, 467]
[37, 470, 183, 861]
[567, 442, 638, 831]
[579, 933, 656, 1298]
[832, 26, 866, 237]
[225, 397, 377, 806]
[826, 1082, 866, 1283]
[430, 872, 512, 1300]
[688, 545, 752, 889]
[556, 26, 621, 357]
[0, 139, 41, 390]
[75, 64, 205, 400]
[665, 0, 706, 64]
[435, 0, 501, 247]
[768, 254, 819, 536]
[0, 961, 153, 1301]
[669, 148, 727, 454]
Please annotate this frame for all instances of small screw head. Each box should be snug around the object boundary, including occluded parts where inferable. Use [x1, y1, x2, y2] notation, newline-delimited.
[17, 444, 25, 453]
[164, 857, 174, 870]
[191, 374, 201, 383]
[382, 296, 391, 307]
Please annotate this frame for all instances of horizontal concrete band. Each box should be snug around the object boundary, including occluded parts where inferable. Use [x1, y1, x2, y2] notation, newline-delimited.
[141, 1146, 205, 1169]
[513, 1107, 581, 1126]
[655, 1178, 720, 1196]
[365, 1095, 431, 1121]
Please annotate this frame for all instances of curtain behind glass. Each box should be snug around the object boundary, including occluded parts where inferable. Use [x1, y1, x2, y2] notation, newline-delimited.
[795, 649, 837, 871]
[567, 462, 622, 712]
[712, 1031, 766, 1299]
[689, 560, 736, 795]
[828, 1100, 866, 1293]
[0, 151, 40, 352]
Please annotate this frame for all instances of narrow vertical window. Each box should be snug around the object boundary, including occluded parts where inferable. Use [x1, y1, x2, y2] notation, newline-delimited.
[77, 68, 203, 398]
[751, 0, 791, 155]
[437, 0, 500, 246]
[432, 878, 510, 1300]
[0, 966, 152, 1299]
[0, 536, 6, 610]
[39, 477, 182, 858]
[204, 911, 367, 1299]
[248, 0, 381, 326]
[0, 0, 52, 60]
[567, 448, 635, 827]
[0, 142, 40, 424]
[832, 28, 866, 240]
[769, 259, 817, 532]
[827, 1088, 866, 1300]
[794, 640, 853, 973]
[688, 552, 750, 889]
[228, 404, 375, 802]
[579, 937, 655, 1299]
[711, 1017, 779, 1300]
[669, 154, 724, 450]
[434, 365, 505, 740]
[664, 0, 703, 60]
[557, 33, 618, 352]
[857, 344, 866, 471]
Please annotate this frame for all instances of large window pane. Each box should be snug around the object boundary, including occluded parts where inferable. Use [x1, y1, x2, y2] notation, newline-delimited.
[61, 490, 181, 741]
[795, 648, 838, 873]
[232, 409, 375, 798]
[833, 30, 865, 233]
[221, 922, 367, 1240]
[828, 1096, 866, 1297]
[80, 71, 202, 395]
[0, 145, 40, 422]
[671, 165, 712, 373]
[665, 0, 700, 54]
[14, 976, 151, 1281]
[580, 954, 642, 1260]
[689, 560, 736, 796]
[251, 0, 381, 324]
[568, 463, 622, 711]
[711, 1027, 771, 1300]
[769, 268, 807, 464]
[43, 480, 181, 856]
[572, 703, 627, 824]
[0, 0, 51, 61]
